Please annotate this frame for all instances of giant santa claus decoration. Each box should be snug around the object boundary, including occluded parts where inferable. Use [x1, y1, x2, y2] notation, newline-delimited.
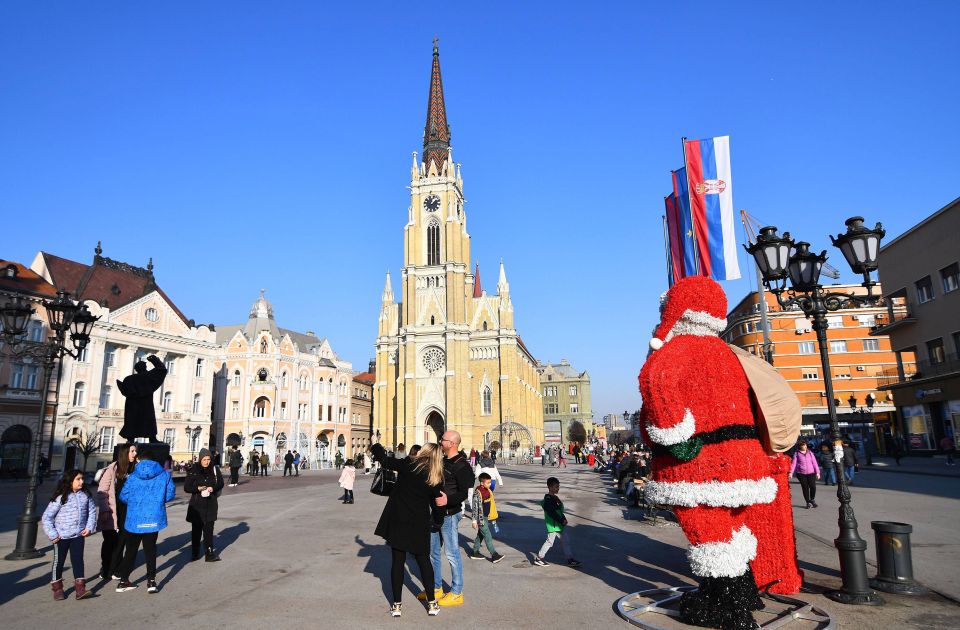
[639, 276, 800, 630]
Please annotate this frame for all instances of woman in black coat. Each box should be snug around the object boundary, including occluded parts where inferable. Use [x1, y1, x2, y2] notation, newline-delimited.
[184, 448, 224, 562]
[371, 442, 445, 618]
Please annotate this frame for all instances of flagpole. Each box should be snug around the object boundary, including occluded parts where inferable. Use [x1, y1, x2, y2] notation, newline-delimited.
[661, 210, 672, 287]
[681, 136, 702, 275]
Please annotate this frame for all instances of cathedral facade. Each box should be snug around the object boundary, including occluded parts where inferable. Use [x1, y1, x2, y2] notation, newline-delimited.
[374, 43, 543, 452]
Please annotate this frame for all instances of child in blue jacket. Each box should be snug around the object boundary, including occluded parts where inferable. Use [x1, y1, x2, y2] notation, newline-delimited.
[42, 469, 98, 600]
[115, 458, 175, 594]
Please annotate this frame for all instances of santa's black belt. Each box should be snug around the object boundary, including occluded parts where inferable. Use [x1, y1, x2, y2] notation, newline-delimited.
[650, 424, 758, 462]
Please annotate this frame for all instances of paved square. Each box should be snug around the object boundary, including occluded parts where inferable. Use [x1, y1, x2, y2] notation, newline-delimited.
[0, 463, 958, 629]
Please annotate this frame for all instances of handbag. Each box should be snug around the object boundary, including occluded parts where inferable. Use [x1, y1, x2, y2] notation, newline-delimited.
[370, 466, 397, 496]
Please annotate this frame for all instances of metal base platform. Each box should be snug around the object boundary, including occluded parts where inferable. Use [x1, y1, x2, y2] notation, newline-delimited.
[615, 586, 833, 630]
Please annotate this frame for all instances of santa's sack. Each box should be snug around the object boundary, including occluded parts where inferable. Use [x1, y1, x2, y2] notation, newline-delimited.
[728, 344, 802, 453]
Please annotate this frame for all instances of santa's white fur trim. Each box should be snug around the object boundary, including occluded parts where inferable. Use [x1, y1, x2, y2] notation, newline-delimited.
[663, 309, 727, 344]
[649, 337, 664, 350]
[645, 409, 696, 446]
[645, 476, 777, 508]
[687, 525, 758, 578]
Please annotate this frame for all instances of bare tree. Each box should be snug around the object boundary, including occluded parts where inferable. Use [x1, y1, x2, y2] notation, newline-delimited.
[71, 431, 104, 474]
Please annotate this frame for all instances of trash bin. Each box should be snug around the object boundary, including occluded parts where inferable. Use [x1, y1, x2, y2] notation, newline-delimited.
[869, 521, 928, 594]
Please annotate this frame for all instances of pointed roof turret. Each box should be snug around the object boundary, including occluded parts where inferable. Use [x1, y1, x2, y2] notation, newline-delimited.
[382, 271, 394, 304]
[245, 289, 281, 340]
[423, 38, 451, 175]
[473, 261, 482, 298]
[498, 259, 509, 291]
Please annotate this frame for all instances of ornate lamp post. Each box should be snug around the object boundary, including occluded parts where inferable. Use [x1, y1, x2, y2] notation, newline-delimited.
[2, 290, 98, 560]
[745, 216, 886, 606]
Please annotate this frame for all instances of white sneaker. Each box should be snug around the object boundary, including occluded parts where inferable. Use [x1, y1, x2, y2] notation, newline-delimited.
[390, 603, 402, 617]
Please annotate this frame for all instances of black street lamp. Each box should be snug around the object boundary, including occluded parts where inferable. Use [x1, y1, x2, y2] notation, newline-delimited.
[745, 216, 886, 606]
[2, 290, 99, 560]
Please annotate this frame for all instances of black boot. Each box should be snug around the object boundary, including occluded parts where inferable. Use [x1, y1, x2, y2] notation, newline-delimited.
[205, 548, 221, 562]
[679, 571, 762, 629]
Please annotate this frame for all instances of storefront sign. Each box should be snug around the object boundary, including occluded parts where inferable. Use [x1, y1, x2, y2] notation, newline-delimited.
[909, 435, 924, 448]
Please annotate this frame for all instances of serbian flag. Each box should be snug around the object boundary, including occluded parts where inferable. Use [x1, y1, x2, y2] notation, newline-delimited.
[671, 168, 699, 277]
[684, 136, 741, 280]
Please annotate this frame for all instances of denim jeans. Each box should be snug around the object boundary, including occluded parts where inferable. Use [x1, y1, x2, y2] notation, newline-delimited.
[823, 467, 837, 485]
[431, 512, 463, 594]
[844, 466, 856, 483]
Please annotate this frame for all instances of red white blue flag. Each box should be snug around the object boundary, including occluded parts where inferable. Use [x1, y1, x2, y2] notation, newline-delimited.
[683, 136, 741, 280]
[664, 193, 683, 286]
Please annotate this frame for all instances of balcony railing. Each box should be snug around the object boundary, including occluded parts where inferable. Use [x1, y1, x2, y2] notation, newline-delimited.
[877, 355, 960, 388]
[869, 302, 916, 335]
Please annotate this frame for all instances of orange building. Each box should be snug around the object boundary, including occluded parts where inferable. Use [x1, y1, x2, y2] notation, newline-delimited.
[723, 284, 899, 455]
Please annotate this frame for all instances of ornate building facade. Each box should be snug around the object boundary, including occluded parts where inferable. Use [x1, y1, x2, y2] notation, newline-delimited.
[538, 359, 593, 445]
[212, 291, 353, 467]
[374, 43, 543, 451]
[26, 247, 220, 470]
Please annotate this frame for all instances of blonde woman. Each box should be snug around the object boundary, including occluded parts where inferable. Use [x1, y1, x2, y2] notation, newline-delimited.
[371, 442, 446, 618]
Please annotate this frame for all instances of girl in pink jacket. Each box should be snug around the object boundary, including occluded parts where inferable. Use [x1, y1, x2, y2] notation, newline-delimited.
[790, 441, 821, 508]
[339, 459, 356, 504]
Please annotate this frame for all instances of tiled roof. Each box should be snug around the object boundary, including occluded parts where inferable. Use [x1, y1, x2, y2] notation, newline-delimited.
[422, 40, 450, 174]
[353, 371, 376, 384]
[0, 260, 58, 298]
[40, 251, 190, 325]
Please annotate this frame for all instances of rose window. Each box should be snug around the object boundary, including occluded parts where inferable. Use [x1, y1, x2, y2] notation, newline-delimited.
[422, 347, 445, 374]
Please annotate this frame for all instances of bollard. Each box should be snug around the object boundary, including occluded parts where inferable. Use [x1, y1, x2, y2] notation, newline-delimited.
[868, 521, 928, 594]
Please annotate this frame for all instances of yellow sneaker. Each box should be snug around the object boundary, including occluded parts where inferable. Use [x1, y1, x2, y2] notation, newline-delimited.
[438, 592, 464, 607]
[417, 590, 445, 602]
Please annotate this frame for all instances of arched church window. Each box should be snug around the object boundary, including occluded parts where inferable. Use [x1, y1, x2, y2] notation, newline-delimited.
[233, 370, 241, 387]
[482, 386, 492, 416]
[427, 218, 440, 266]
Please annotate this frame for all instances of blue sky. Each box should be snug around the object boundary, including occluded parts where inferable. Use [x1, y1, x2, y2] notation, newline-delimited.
[2, 2, 959, 418]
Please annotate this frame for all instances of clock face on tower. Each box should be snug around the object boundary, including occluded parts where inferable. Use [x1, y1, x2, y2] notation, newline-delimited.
[424, 195, 441, 212]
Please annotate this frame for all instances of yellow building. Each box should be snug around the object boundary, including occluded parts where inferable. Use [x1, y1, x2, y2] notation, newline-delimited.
[374, 43, 543, 452]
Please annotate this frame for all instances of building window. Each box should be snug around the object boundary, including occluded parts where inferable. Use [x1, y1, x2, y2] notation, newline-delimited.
[482, 386, 492, 415]
[100, 385, 112, 409]
[857, 314, 876, 328]
[161, 391, 172, 413]
[569, 385, 578, 397]
[9, 365, 23, 389]
[73, 382, 85, 406]
[195, 358, 204, 378]
[570, 403, 579, 413]
[145, 307, 159, 322]
[927, 338, 946, 364]
[427, 218, 441, 266]
[941, 263, 959, 294]
[915, 276, 934, 304]
[801, 369, 819, 380]
[162, 428, 175, 449]
[827, 316, 844, 328]
[862, 339, 880, 352]
[829, 340, 848, 353]
[298, 403, 307, 420]
[77, 346, 88, 363]
[25, 366, 38, 390]
[164, 358, 175, 375]
[231, 401, 239, 419]
[233, 370, 241, 387]
[29, 321, 44, 342]
[280, 401, 287, 418]
[798, 341, 816, 354]
[953, 331, 960, 355]
[280, 372, 287, 388]
[193, 393, 202, 414]
[188, 429, 200, 452]
[99, 427, 115, 453]
[105, 346, 116, 367]
[834, 370, 851, 380]
[254, 397, 269, 418]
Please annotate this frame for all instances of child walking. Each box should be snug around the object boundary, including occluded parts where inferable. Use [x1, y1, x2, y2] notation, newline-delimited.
[470, 473, 504, 563]
[42, 469, 98, 600]
[532, 477, 580, 567]
[338, 459, 356, 503]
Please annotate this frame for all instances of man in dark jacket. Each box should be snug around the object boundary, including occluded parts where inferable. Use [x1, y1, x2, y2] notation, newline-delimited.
[427, 430, 474, 607]
[227, 446, 243, 487]
[283, 450, 295, 477]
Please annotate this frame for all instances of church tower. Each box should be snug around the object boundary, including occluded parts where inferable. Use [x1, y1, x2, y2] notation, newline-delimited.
[375, 41, 543, 452]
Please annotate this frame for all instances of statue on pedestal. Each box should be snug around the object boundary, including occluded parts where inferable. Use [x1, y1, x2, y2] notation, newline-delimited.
[117, 355, 167, 442]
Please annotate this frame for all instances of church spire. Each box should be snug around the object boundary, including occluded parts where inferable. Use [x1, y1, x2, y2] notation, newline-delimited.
[423, 38, 450, 175]
[473, 261, 482, 298]
[382, 271, 394, 304]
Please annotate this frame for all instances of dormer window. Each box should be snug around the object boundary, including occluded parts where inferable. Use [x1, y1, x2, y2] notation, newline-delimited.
[3, 264, 17, 278]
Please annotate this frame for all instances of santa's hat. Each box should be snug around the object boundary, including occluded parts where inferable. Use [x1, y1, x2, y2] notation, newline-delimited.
[649, 276, 727, 351]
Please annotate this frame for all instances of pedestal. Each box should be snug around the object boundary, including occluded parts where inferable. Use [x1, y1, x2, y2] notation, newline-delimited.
[114, 441, 170, 465]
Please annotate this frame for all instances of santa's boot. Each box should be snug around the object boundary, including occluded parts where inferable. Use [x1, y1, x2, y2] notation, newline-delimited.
[679, 572, 762, 630]
[74, 578, 91, 600]
[51, 579, 66, 601]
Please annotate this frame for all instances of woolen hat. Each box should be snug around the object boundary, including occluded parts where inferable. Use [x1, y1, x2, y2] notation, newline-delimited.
[199, 448, 211, 460]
